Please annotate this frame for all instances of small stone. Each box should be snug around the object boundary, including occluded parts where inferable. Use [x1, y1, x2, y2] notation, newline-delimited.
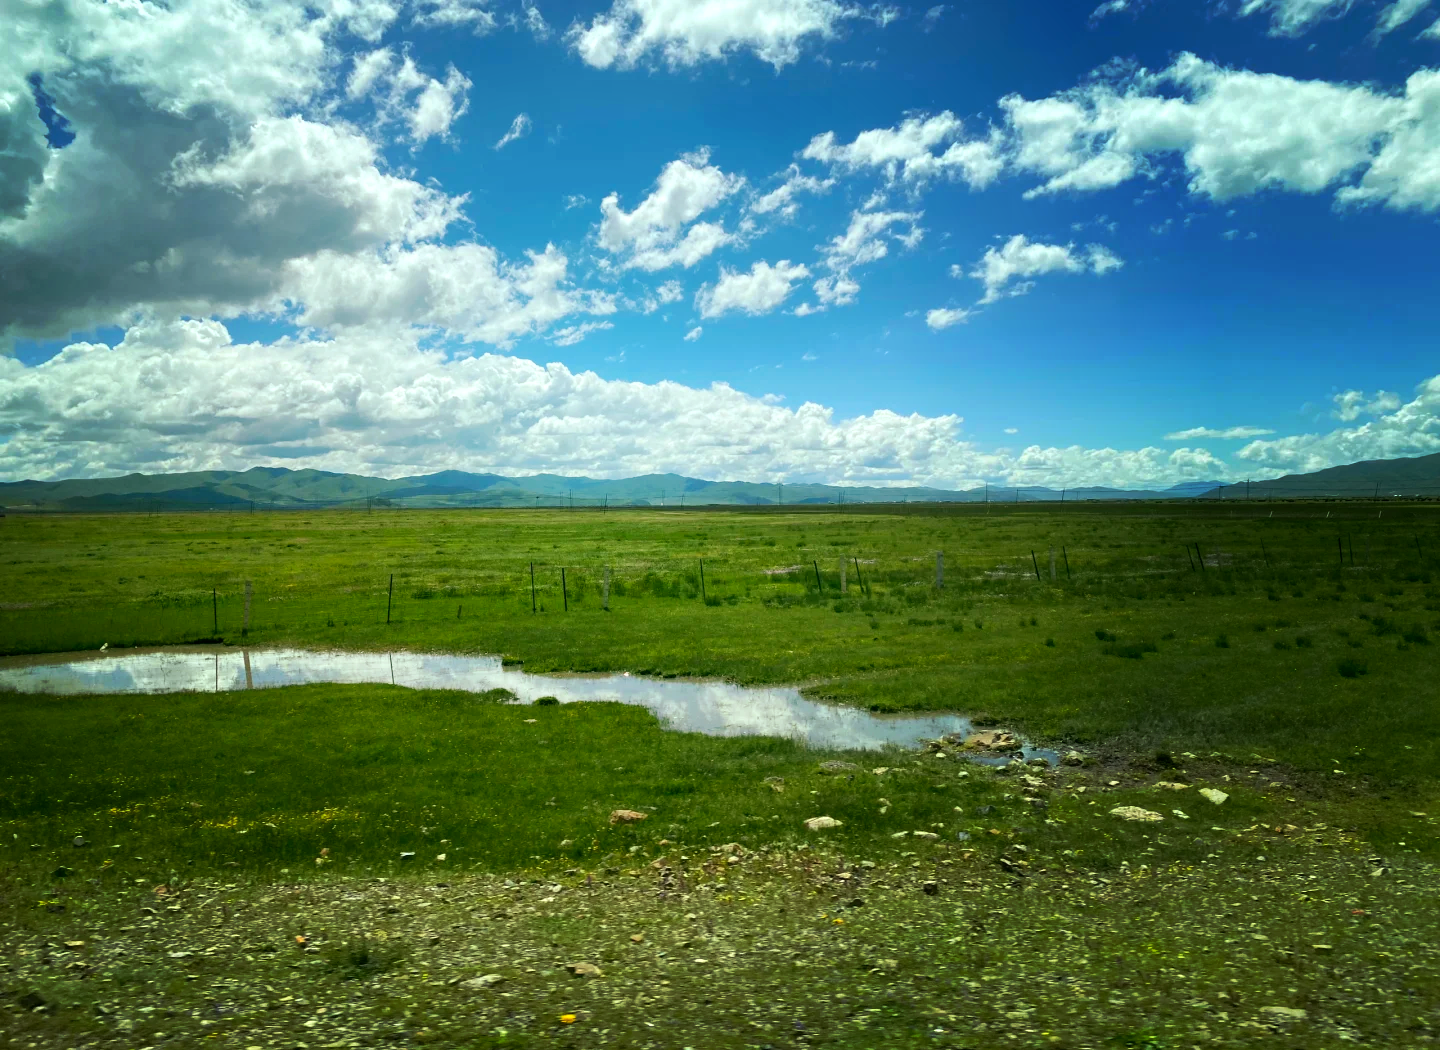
[1172, 809, 1190, 820]
[1062, 750, 1084, 766]
[764, 776, 785, 792]
[1154, 781, 1189, 791]
[804, 815, 843, 831]
[1199, 788, 1229, 805]
[1110, 806, 1164, 823]
[891, 831, 910, 839]
[399, 851, 416, 860]
[63, 940, 85, 949]
[874, 958, 899, 971]
[1258, 1006, 1307, 1023]
[566, 962, 603, 978]
[559, 839, 574, 848]
[818, 761, 860, 774]
[435, 853, 447, 862]
[1312, 944, 1333, 953]
[911, 831, 940, 841]
[609, 809, 649, 824]
[73, 836, 89, 848]
[630, 933, 644, 943]
[461, 974, 505, 989]
[1026, 757, 1049, 767]
[523, 718, 537, 724]
[872, 766, 890, 775]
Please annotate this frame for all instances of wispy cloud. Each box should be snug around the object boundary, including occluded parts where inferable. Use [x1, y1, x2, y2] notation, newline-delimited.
[494, 112, 532, 150]
[1164, 425, 1275, 440]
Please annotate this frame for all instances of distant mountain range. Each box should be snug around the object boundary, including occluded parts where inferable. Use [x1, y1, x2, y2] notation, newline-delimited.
[0, 455, 1433, 511]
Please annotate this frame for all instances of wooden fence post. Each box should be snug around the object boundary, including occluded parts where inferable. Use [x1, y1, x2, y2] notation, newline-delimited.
[1030, 550, 1041, 581]
[561, 568, 569, 612]
[813, 560, 823, 594]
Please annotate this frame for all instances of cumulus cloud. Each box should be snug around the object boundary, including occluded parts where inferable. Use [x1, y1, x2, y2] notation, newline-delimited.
[696, 260, 810, 318]
[920, 5, 947, 30]
[1238, 380, 1440, 473]
[684, 326, 703, 341]
[411, 0, 498, 32]
[1001, 53, 1440, 213]
[567, 0, 892, 71]
[597, 149, 745, 271]
[1, 318, 1261, 490]
[494, 112, 532, 150]
[0, 0, 602, 352]
[925, 307, 970, 330]
[1165, 425, 1276, 440]
[802, 111, 1003, 188]
[966, 235, 1123, 304]
[1332, 388, 1403, 421]
[749, 165, 837, 218]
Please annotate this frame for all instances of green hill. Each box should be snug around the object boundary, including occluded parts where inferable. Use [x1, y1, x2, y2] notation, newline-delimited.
[1199, 452, 1440, 500]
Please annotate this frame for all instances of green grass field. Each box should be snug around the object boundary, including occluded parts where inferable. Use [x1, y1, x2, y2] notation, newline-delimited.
[3, 504, 1440, 1047]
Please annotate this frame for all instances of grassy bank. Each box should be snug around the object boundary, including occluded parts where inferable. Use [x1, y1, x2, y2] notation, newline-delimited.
[3, 684, 1438, 1048]
[3, 505, 1440, 794]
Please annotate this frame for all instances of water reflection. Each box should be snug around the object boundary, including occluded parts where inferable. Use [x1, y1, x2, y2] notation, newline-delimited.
[0, 647, 1057, 760]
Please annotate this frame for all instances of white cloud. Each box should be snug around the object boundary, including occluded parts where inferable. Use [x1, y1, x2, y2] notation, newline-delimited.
[696, 259, 810, 319]
[568, 0, 890, 71]
[967, 235, 1123, 304]
[1237, 0, 1353, 36]
[1090, 0, 1145, 20]
[494, 113, 532, 150]
[1425, 16, 1440, 35]
[337, 51, 473, 145]
[1001, 53, 1440, 213]
[598, 149, 745, 271]
[920, 5, 947, 30]
[925, 307, 970, 330]
[1164, 426, 1276, 440]
[564, 194, 589, 210]
[684, 326, 703, 341]
[1003, 427, 1018, 434]
[749, 165, 837, 218]
[279, 242, 615, 348]
[802, 111, 1003, 188]
[1238, 380, 1440, 473]
[411, 0, 498, 32]
[1332, 388, 1403, 421]
[1373, 0, 1432, 36]
[521, 2, 551, 38]
[638, 279, 685, 313]
[822, 208, 923, 271]
[550, 320, 614, 346]
[2, 318, 1256, 490]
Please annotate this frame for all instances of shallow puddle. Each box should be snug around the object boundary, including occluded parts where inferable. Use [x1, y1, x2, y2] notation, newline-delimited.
[0, 647, 1057, 760]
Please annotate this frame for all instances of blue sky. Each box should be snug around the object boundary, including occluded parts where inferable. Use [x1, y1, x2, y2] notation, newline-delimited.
[2, 0, 1439, 487]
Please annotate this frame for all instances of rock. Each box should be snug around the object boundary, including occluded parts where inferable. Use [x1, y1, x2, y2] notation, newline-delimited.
[1110, 806, 1164, 823]
[1312, 944, 1333, 953]
[874, 958, 899, 972]
[891, 831, 910, 839]
[1027, 757, 1049, 767]
[804, 816, 843, 831]
[1258, 1007, 1307, 1023]
[764, 776, 785, 792]
[1062, 750, 1084, 766]
[630, 933, 644, 943]
[609, 810, 648, 824]
[559, 839, 574, 848]
[72, 836, 89, 848]
[399, 851, 416, 860]
[872, 766, 890, 775]
[435, 853, 447, 862]
[566, 962, 603, 978]
[1199, 788, 1229, 805]
[955, 831, 971, 842]
[461, 974, 506, 989]
[818, 761, 860, 774]
[51, 866, 74, 879]
[1154, 781, 1189, 791]
[911, 831, 940, 841]
[1021, 775, 1045, 788]
[921, 881, 939, 895]
[1172, 809, 1191, 820]
[965, 730, 1020, 751]
[523, 718, 537, 723]
[63, 940, 85, 949]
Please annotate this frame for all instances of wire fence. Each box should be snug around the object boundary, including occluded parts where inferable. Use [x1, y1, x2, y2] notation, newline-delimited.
[5, 525, 1437, 657]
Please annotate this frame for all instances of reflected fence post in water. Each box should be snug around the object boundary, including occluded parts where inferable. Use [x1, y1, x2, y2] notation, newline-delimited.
[243, 649, 253, 689]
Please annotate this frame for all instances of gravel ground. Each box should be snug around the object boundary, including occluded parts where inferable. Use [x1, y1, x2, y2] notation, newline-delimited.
[5, 833, 1438, 1049]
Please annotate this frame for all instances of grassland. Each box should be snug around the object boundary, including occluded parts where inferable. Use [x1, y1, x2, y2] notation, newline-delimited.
[3, 503, 1440, 1047]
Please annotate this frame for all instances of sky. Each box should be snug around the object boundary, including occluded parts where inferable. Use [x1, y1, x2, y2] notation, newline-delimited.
[2, 0, 1439, 490]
